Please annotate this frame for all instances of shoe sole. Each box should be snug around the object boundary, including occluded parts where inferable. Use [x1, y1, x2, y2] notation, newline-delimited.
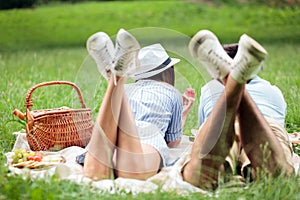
[239, 34, 268, 62]
[113, 29, 140, 77]
[230, 34, 268, 83]
[86, 32, 114, 79]
[189, 30, 232, 79]
[116, 28, 140, 50]
[189, 30, 218, 58]
[87, 32, 111, 52]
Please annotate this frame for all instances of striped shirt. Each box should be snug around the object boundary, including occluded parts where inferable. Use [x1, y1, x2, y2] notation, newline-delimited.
[124, 80, 183, 165]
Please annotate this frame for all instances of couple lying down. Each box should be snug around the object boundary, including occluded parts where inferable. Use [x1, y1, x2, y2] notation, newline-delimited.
[77, 28, 298, 190]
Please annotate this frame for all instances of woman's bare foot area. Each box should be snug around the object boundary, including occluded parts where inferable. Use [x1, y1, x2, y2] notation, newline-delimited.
[83, 152, 112, 181]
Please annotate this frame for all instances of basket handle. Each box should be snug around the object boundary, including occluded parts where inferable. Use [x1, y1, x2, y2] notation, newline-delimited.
[25, 81, 87, 110]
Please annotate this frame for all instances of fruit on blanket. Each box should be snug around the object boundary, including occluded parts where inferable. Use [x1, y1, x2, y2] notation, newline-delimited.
[33, 155, 42, 162]
[184, 88, 195, 99]
[11, 149, 42, 164]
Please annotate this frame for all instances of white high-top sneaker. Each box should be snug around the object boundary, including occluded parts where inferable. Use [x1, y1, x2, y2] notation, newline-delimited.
[86, 32, 114, 80]
[112, 28, 140, 84]
[189, 30, 233, 80]
[230, 34, 268, 83]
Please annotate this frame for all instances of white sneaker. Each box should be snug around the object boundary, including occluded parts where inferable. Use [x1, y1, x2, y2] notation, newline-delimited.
[230, 34, 268, 83]
[189, 30, 233, 79]
[86, 32, 114, 80]
[112, 28, 140, 83]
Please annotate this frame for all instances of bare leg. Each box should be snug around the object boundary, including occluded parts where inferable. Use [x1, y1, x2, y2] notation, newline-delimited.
[84, 77, 161, 180]
[182, 76, 244, 189]
[83, 77, 124, 180]
[185, 29, 292, 189]
[238, 91, 294, 176]
[115, 93, 161, 179]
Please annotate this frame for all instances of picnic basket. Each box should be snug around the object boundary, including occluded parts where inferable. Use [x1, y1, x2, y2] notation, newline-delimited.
[13, 81, 93, 151]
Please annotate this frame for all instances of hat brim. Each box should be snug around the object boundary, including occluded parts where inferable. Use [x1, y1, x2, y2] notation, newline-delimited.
[131, 58, 180, 80]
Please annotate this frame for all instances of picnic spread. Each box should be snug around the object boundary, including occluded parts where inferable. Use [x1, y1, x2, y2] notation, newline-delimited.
[5, 80, 300, 196]
[6, 130, 208, 195]
[6, 130, 300, 195]
[7, 80, 208, 195]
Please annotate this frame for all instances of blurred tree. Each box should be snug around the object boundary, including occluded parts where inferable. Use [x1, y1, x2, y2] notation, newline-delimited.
[0, 0, 36, 10]
[1, 0, 298, 10]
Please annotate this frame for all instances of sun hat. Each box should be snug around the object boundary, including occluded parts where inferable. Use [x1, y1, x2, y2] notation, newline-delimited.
[131, 43, 180, 80]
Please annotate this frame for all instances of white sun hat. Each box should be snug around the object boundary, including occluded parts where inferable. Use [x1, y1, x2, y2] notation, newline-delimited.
[131, 43, 180, 80]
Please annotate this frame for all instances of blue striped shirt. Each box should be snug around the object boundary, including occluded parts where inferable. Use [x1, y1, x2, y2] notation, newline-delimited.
[124, 80, 183, 166]
[124, 80, 183, 142]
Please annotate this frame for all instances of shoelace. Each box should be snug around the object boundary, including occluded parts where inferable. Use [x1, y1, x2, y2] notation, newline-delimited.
[204, 48, 231, 79]
[112, 41, 126, 85]
[112, 41, 138, 85]
[232, 55, 249, 81]
[90, 41, 113, 80]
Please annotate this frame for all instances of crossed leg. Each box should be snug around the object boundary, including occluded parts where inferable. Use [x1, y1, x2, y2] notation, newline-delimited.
[182, 75, 294, 189]
[238, 90, 294, 176]
[115, 84, 161, 179]
[84, 76, 161, 180]
[83, 77, 124, 180]
[182, 75, 244, 189]
[183, 29, 295, 189]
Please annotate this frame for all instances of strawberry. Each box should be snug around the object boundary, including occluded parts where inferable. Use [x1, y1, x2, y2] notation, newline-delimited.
[184, 88, 195, 99]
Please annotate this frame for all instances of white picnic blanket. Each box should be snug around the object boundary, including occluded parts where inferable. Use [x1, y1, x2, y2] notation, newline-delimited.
[6, 131, 300, 195]
[5, 131, 207, 196]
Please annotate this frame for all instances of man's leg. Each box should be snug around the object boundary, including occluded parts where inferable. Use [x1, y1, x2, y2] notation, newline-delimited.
[185, 30, 272, 189]
[237, 91, 294, 176]
[182, 76, 243, 189]
[183, 29, 248, 189]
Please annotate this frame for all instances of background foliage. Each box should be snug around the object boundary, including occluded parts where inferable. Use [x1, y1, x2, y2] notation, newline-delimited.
[0, 1, 299, 199]
[0, 1, 299, 52]
[1, 0, 299, 10]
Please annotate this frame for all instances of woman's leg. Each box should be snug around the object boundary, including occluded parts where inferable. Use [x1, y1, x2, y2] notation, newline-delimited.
[114, 93, 161, 180]
[84, 28, 145, 180]
[83, 77, 125, 180]
[84, 77, 161, 180]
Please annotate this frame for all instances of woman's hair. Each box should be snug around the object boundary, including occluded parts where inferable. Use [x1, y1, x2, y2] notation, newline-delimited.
[223, 43, 238, 59]
[140, 66, 175, 86]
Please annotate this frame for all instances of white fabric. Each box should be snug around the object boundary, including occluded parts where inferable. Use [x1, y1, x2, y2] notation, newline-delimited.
[7, 131, 299, 195]
[6, 131, 207, 195]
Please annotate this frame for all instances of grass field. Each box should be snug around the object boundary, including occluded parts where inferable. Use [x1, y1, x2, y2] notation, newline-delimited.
[0, 1, 299, 199]
[0, 1, 299, 51]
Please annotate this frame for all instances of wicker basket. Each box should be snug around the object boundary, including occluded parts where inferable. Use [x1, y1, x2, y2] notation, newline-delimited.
[13, 81, 93, 151]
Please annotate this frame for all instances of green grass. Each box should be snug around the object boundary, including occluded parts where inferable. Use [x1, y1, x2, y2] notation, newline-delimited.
[0, 1, 299, 51]
[1, 44, 299, 199]
[0, 1, 299, 199]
